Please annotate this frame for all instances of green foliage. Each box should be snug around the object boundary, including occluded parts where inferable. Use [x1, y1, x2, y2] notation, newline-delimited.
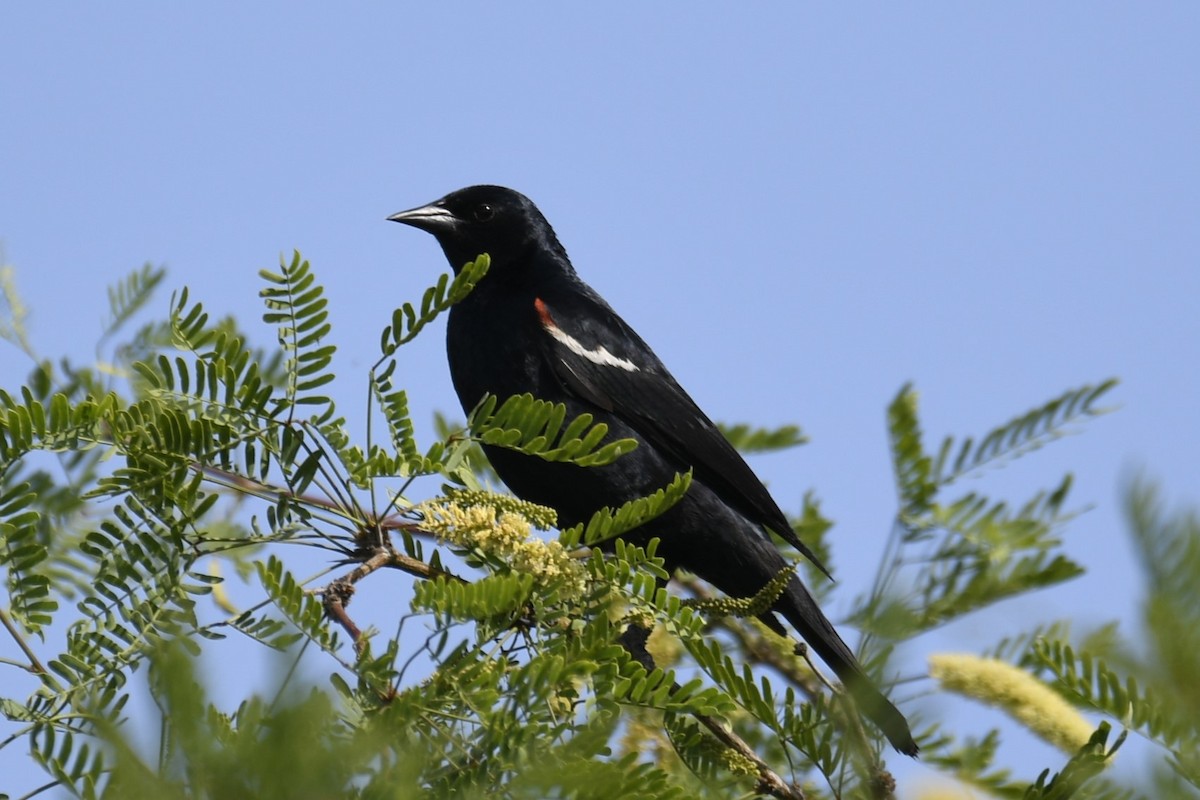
[1019, 479, 1200, 793]
[561, 470, 692, 547]
[0, 251, 1183, 800]
[379, 253, 491, 354]
[0, 479, 53, 633]
[862, 386, 1113, 641]
[789, 492, 836, 590]
[932, 380, 1118, 487]
[1020, 724, 1127, 800]
[718, 422, 808, 454]
[256, 554, 342, 654]
[104, 263, 166, 340]
[921, 728, 1031, 799]
[922, 725, 1135, 800]
[413, 571, 536, 624]
[888, 381, 1115, 518]
[259, 252, 337, 423]
[469, 392, 639, 467]
[1033, 642, 1161, 742]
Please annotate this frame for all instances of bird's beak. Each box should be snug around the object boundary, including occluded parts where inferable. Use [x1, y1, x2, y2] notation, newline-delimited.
[387, 202, 458, 233]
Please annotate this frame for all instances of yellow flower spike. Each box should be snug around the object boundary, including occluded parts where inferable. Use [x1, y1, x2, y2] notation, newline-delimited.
[416, 496, 587, 600]
[929, 653, 1097, 755]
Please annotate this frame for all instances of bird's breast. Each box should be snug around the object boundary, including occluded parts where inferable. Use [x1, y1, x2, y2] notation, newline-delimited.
[446, 297, 552, 415]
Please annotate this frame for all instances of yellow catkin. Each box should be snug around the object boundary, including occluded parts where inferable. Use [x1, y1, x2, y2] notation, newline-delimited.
[417, 499, 586, 599]
[929, 653, 1096, 754]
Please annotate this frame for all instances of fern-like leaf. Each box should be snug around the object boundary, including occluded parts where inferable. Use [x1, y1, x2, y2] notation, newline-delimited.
[256, 554, 341, 655]
[104, 263, 166, 339]
[1022, 722, 1126, 800]
[379, 254, 490, 355]
[1030, 640, 1199, 760]
[468, 393, 638, 467]
[561, 471, 692, 547]
[888, 383, 936, 516]
[934, 380, 1118, 486]
[717, 422, 808, 454]
[413, 572, 536, 625]
[259, 252, 337, 423]
[0, 481, 54, 633]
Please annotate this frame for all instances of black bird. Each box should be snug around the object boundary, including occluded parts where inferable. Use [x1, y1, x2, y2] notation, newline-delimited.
[388, 185, 917, 755]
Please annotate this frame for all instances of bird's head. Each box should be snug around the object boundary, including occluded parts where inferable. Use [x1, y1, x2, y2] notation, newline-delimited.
[388, 185, 567, 275]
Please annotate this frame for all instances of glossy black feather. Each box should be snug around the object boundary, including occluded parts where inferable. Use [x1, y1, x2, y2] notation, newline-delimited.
[389, 185, 917, 756]
[533, 291, 832, 577]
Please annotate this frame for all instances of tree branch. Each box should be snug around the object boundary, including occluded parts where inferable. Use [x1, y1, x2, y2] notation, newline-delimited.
[320, 545, 466, 650]
[619, 620, 807, 800]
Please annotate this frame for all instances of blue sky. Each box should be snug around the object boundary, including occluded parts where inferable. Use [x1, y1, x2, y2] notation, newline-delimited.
[2, 5, 1198, 796]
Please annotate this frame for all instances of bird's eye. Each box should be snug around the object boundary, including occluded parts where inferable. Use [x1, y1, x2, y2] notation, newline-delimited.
[473, 204, 495, 222]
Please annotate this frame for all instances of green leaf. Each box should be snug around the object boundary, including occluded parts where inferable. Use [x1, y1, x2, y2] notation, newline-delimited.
[717, 422, 808, 454]
[933, 379, 1119, 486]
[1021, 722, 1126, 800]
[259, 251, 337, 423]
[104, 263, 166, 339]
[379, 254, 490, 354]
[469, 393, 638, 468]
[887, 383, 936, 516]
[562, 470, 692, 547]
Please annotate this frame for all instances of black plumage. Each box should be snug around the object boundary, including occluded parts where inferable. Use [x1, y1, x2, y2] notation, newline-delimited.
[389, 185, 917, 755]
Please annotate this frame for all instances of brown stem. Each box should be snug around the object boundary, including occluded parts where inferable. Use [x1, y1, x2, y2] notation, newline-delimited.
[693, 712, 808, 800]
[619, 620, 806, 800]
[323, 580, 362, 650]
[675, 575, 898, 798]
[0, 606, 50, 678]
[318, 546, 466, 650]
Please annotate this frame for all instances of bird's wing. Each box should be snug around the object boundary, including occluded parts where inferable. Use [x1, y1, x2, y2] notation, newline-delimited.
[532, 293, 831, 578]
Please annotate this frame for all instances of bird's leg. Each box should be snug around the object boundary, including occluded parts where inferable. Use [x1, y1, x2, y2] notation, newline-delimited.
[617, 619, 657, 671]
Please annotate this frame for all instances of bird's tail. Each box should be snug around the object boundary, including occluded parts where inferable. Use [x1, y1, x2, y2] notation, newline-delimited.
[775, 577, 919, 756]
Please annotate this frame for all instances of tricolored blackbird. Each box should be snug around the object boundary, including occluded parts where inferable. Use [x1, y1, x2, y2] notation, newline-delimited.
[389, 185, 917, 755]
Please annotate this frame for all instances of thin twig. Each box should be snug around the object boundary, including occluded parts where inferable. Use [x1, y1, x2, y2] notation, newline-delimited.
[194, 462, 436, 541]
[675, 574, 899, 798]
[692, 712, 807, 800]
[0, 606, 50, 679]
[318, 546, 466, 649]
[619, 621, 806, 800]
[323, 580, 362, 650]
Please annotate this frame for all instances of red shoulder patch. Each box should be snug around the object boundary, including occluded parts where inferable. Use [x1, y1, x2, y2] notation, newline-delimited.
[533, 297, 555, 328]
